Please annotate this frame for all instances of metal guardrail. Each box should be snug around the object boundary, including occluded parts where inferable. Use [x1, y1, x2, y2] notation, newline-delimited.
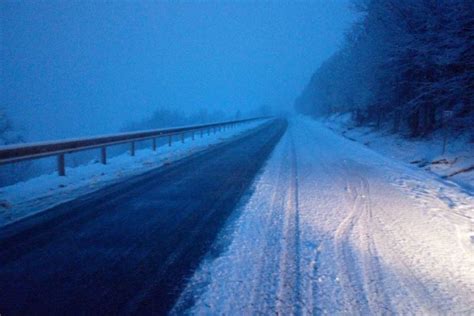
[0, 117, 269, 176]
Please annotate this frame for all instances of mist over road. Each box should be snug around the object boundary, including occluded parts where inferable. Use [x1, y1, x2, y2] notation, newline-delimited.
[0, 119, 286, 315]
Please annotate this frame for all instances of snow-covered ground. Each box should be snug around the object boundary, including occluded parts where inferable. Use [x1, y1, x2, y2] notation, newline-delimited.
[324, 113, 474, 191]
[0, 120, 268, 227]
[173, 116, 474, 314]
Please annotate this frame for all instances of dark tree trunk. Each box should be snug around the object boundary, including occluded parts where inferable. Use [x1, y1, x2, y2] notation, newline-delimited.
[409, 110, 420, 137]
[393, 109, 401, 133]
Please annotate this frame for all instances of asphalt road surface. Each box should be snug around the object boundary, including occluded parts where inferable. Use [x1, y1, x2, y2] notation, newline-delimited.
[0, 119, 287, 315]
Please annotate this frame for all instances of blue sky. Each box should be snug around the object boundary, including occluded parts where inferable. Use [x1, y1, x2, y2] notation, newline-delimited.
[1, 1, 356, 141]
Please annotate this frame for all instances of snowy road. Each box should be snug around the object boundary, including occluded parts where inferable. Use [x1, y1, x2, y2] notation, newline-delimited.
[0, 119, 286, 315]
[174, 117, 474, 315]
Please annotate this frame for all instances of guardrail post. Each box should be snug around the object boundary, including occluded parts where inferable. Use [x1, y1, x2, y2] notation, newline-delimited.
[200, 129, 204, 138]
[152, 138, 157, 151]
[100, 147, 107, 165]
[169, 135, 172, 146]
[207, 128, 210, 136]
[181, 133, 185, 143]
[192, 131, 195, 140]
[130, 142, 135, 156]
[57, 154, 66, 176]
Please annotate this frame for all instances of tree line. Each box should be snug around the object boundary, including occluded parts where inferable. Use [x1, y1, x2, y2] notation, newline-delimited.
[295, 0, 473, 137]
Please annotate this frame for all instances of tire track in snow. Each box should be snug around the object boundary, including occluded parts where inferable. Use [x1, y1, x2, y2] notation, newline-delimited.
[334, 174, 371, 315]
[248, 135, 290, 313]
[276, 135, 302, 315]
[297, 118, 337, 314]
[333, 163, 393, 315]
[355, 175, 393, 314]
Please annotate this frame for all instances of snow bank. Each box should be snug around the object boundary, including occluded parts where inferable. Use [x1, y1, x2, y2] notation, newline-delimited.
[324, 113, 474, 191]
[0, 120, 268, 227]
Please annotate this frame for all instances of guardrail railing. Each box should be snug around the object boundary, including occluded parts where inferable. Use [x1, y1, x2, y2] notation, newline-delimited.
[0, 117, 269, 176]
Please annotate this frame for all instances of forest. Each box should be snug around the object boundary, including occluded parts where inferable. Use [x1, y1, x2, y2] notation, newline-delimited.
[295, 0, 473, 137]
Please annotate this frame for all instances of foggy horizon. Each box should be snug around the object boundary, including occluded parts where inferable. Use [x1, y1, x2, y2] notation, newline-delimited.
[1, 0, 355, 141]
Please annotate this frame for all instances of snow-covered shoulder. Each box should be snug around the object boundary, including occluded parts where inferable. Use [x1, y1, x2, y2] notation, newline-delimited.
[324, 113, 474, 191]
[173, 116, 474, 314]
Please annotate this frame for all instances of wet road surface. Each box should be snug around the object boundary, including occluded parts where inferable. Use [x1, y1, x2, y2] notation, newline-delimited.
[0, 119, 287, 315]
